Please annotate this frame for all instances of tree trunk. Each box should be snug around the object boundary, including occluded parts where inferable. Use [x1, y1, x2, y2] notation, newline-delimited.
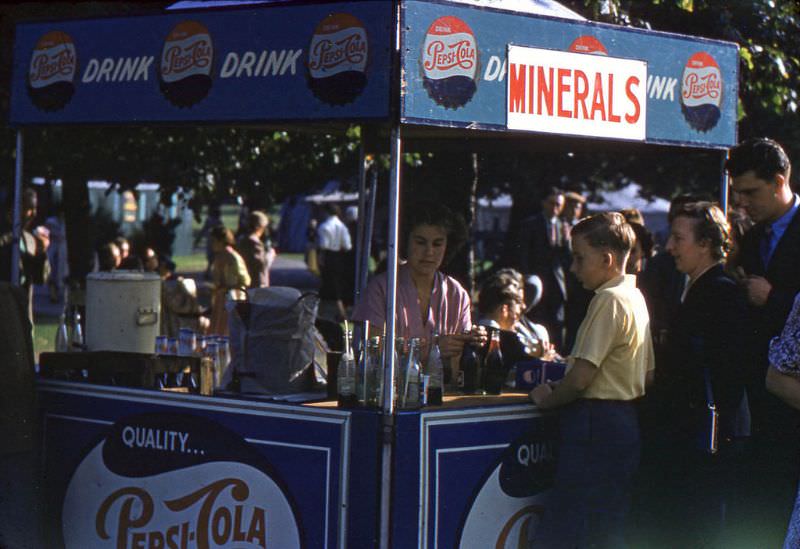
[62, 174, 93, 294]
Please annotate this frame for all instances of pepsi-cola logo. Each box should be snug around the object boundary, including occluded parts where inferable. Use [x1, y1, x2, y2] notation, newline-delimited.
[680, 51, 722, 132]
[421, 16, 479, 109]
[27, 31, 77, 111]
[568, 36, 608, 56]
[307, 13, 368, 106]
[159, 21, 214, 108]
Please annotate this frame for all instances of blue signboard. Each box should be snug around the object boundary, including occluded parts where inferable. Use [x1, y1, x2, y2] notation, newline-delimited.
[37, 381, 380, 549]
[402, 0, 738, 148]
[393, 403, 558, 548]
[10, 2, 392, 125]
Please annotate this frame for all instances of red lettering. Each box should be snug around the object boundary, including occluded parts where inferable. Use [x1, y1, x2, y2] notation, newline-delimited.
[537, 66, 554, 116]
[508, 63, 526, 113]
[682, 72, 721, 100]
[607, 73, 621, 123]
[161, 40, 211, 76]
[590, 72, 606, 121]
[625, 76, 641, 124]
[309, 33, 366, 71]
[423, 39, 475, 72]
[528, 64, 535, 114]
[573, 69, 589, 119]
[557, 68, 572, 118]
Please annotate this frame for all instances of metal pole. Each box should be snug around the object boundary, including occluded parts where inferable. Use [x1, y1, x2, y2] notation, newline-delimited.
[358, 168, 377, 300]
[720, 150, 730, 214]
[10, 130, 24, 286]
[355, 146, 368, 304]
[378, 125, 401, 549]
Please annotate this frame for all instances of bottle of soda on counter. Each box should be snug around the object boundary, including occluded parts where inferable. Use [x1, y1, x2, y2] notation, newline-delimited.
[70, 307, 84, 351]
[366, 336, 383, 408]
[459, 328, 482, 394]
[55, 308, 70, 353]
[401, 337, 422, 409]
[425, 331, 444, 405]
[484, 329, 505, 395]
[338, 330, 357, 408]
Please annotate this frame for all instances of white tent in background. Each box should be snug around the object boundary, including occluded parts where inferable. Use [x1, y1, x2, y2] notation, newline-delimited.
[586, 182, 671, 243]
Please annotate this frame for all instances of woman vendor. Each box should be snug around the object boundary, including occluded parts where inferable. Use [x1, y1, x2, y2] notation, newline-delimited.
[351, 202, 475, 368]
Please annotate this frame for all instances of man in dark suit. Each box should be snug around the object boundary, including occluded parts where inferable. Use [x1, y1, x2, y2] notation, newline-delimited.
[516, 186, 569, 349]
[726, 138, 800, 426]
[726, 138, 800, 538]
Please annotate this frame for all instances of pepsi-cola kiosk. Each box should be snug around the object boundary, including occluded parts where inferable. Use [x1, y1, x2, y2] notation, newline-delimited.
[9, 1, 738, 547]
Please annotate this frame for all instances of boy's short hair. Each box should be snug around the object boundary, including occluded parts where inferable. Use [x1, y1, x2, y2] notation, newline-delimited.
[571, 212, 635, 266]
[725, 137, 790, 181]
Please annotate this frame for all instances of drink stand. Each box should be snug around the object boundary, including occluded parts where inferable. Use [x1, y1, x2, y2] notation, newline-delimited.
[9, 1, 738, 547]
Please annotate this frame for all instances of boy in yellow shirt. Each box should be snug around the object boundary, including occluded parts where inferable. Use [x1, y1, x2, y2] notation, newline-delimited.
[530, 212, 655, 548]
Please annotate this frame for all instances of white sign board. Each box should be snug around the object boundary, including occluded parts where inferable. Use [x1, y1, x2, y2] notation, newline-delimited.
[506, 45, 647, 141]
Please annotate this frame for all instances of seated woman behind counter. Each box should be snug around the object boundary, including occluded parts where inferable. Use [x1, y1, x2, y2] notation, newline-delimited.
[351, 202, 475, 371]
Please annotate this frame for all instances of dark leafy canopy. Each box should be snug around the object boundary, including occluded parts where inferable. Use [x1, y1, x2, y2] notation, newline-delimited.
[3, 1, 800, 212]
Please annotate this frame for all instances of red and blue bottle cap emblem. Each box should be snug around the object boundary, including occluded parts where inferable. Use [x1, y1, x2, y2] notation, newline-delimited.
[421, 15, 479, 109]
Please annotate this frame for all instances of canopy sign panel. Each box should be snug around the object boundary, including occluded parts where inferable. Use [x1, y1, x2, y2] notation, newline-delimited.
[10, 2, 392, 125]
[506, 45, 647, 141]
[402, 0, 738, 148]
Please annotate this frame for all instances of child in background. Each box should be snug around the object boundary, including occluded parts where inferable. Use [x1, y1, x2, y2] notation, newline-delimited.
[530, 212, 655, 548]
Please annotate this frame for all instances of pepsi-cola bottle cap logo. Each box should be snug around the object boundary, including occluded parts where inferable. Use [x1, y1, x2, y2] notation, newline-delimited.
[160, 21, 214, 84]
[681, 52, 722, 107]
[680, 51, 722, 132]
[308, 13, 368, 79]
[28, 31, 76, 90]
[568, 36, 608, 56]
[159, 20, 214, 108]
[421, 16, 479, 110]
[422, 16, 477, 81]
[307, 13, 369, 106]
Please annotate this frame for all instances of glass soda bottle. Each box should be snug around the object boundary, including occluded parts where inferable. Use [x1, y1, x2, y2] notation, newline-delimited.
[459, 327, 482, 394]
[425, 331, 444, 405]
[366, 336, 383, 408]
[70, 307, 84, 351]
[484, 329, 505, 395]
[337, 330, 358, 408]
[401, 337, 422, 409]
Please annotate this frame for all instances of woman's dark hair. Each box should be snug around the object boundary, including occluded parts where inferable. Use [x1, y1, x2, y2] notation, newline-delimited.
[671, 201, 732, 261]
[629, 222, 655, 259]
[209, 225, 235, 247]
[401, 201, 467, 268]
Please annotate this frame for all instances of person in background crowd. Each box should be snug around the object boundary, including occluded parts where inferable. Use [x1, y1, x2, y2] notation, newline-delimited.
[477, 276, 528, 367]
[44, 206, 68, 303]
[114, 236, 130, 265]
[159, 256, 209, 338]
[561, 190, 587, 240]
[765, 292, 800, 549]
[726, 137, 800, 535]
[143, 247, 159, 273]
[627, 221, 656, 276]
[0, 188, 50, 322]
[492, 268, 554, 359]
[194, 203, 223, 280]
[658, 201, 749, 546]
[621, 207, 645, 227]
[562, 191, 592, 352]
[96, 241, 120, 272]
[317, 204, 352, 322]
[530, 212, 654, 548]
[516, 186, 569, 348]
[725, 208, 753, 279]
[305, 218, 320, 277]
[236, 210, 275, 289]
[209, 226, 250, 335]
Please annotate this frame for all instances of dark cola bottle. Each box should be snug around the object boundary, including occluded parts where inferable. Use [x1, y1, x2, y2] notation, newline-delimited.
[484, 330, 505, 395]
[459, 328, 482, 395]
